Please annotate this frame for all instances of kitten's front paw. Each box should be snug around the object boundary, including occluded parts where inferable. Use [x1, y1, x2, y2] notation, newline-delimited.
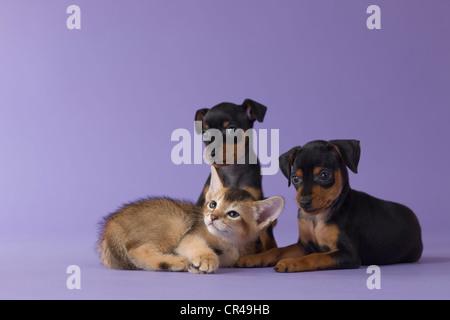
[188, 254, 219, 274]
[170, 257, 190, 272]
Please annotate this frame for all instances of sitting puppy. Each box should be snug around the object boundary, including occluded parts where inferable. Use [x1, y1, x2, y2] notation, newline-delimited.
[237, 139, 423, 272]
[195, 99, 277, 251]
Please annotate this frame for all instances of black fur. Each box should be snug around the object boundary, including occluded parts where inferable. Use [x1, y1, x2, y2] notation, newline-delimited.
[194, 99, 266, 205]
[279, 139, 423, 267]
[194, 99, 277, 251]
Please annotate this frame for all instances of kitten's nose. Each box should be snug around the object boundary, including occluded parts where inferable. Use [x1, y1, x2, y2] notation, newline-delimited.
[210, 214, 219, 221]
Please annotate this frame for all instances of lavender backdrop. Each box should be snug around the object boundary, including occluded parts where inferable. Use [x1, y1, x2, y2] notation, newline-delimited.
[0, 0, 449, 299]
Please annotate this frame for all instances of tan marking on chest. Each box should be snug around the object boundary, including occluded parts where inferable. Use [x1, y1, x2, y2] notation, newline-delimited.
[298, 217, 339, 251]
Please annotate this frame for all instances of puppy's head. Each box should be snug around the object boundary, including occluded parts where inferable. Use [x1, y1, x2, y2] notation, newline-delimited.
[194, 99, 267, 166]
[279, 140, 360, 215]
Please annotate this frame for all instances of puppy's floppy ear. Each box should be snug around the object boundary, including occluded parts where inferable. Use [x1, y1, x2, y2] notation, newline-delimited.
[329, 140, 361, 174]
[279, 146, 301, 187]
[194, 108, 209, 134]
[242, 99, 267, 123]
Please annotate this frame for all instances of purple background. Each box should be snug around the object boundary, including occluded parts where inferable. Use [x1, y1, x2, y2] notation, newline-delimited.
[1, 0, 449, 299]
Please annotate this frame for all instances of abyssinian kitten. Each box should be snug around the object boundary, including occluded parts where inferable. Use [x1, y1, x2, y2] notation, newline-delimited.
[98, 166, 284, 273]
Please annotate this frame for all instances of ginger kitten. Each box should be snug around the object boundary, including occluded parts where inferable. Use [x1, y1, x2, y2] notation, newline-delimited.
[98, 167, 284, 273]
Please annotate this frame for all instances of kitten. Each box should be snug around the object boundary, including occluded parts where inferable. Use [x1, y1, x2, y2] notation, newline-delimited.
[98, 166, 284, 273]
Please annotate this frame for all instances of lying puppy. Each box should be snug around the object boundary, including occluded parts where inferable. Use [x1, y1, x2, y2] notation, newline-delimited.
[237, 139, 423, 272]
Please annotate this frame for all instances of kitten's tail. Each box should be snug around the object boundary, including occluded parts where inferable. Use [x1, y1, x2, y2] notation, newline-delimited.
[97, 221, 138, 270]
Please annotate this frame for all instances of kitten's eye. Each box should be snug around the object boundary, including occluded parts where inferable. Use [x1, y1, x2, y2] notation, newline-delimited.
[226, 126, 236, 134]
[227, 211, 240, 218]
[319, 170, 331, 181]
[209, 201, 217, 209]
[292, 175, 302, 185]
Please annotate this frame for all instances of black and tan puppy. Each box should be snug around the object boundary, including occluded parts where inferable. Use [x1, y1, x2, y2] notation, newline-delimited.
[237, 139, 423, 272]
[195, 99, 277, 251]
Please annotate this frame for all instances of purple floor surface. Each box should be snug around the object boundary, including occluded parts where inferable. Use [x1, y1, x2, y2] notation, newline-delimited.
[1, 232, 449, 300]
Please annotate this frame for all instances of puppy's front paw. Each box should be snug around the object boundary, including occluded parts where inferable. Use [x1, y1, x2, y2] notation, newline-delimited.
[274, 258, 306, 273]
[236, 252, 277, 268]
[189, 254, 219, 274]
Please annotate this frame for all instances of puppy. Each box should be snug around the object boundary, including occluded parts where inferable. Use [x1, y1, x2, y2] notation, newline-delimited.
[237, 139, 423, 272]
[195, 99, 277, 251]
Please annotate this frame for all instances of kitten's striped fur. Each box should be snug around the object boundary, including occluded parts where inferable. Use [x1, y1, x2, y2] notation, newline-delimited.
[98, 167, 284, 273]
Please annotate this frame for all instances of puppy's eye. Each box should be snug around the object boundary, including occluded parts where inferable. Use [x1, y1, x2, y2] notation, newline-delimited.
[209, 201, 217, 209]
[319, 170, 331, 181]
[226, 126, 236, 134]
[292, 175, 302, 185]
[227, 211, 240, 218]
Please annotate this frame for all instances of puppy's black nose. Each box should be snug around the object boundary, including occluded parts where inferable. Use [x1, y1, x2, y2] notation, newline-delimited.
[300, 198, 312, 209]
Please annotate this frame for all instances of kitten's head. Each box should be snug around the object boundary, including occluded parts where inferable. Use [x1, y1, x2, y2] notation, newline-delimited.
[203, 166, 284, 244]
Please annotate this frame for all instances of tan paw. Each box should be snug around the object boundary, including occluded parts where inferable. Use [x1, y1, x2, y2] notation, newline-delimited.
[170, 257, 190, 271]
[274, 258, 306, 273]
[157, 257, 189, 272]
[236, 252, 277, 268]
[189, 254, 219, 274]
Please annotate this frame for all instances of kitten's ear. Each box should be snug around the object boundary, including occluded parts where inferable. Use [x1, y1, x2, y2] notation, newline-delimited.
[206, 166, 224, 198]
[255, 196, 284, 230]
